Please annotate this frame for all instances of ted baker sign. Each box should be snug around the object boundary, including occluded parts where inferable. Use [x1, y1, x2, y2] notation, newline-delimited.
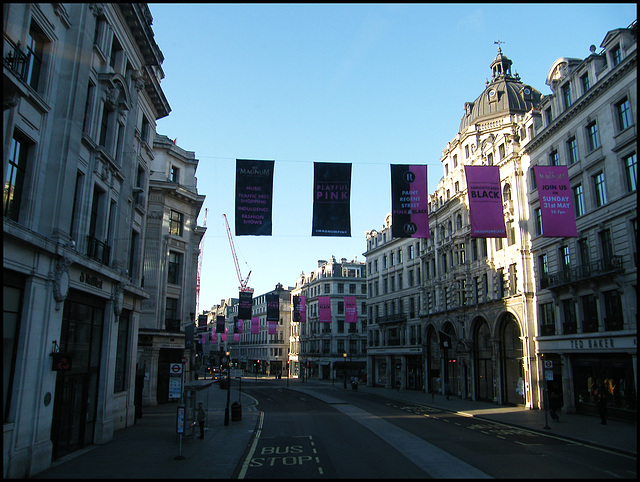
[569, 338, 615, 349]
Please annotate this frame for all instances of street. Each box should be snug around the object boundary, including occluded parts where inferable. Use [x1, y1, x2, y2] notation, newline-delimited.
[235, 379, 637, 479]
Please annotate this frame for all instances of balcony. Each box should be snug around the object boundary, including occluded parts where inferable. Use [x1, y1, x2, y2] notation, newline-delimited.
[376, 313, 406, 325]
[86, 235, 111, 266]
[4, 41, 30, 83]
[543, 256, 623, 290]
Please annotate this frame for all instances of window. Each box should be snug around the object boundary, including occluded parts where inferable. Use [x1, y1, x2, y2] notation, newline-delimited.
[592, 171, 607, 207]
[539, 303, 555, 335]
[453, 154, 458, 167]
[562, 299, 577, 334]
[495, 237, 503, 251]
[581, 73, 590, 94]
[598, 229, 613, 264]
[114, 311, 130, 392]
[99, 104, 111, 148]
[26, 22, 46, 92]
[567, 136, 579, 164]
[539, 253, 549, 287]
[535, 207, 543, 236]
[487, 153, 493, 166]
[549, 149, 560, 166]
[169, 210, 184, 236]
[324, 284, 330, 294]
[610, 44, 622, 66]
[337, 283, 344, 294]
[615, 97, 632, 131]
[390, 252, 395, 266]
[398, 249, 403, 264]
[465, 145, 469, 159]
[171, 166, 180, 183]
[586, 121, 600, 151]
[168, 251, 182, 284]
[456, 214, 462, 230]
[506, 220, 515, 246]
[408, 245, 414, 260]
[562, 83, 572, 109]
[603, 289, 623, 331]
[578, 238, 590, 267]
[471, 238, 478, 261]
[560, 245, 571, 271]
[109, 35, 123, 72]
[498, 144, 505, 160]
[454, 181, 460, 193]
[623, 152, 637, 191]
[141, 115, 150, 144]
[572, 184, 585, 217]
[82, 81, 95, 135]
[165, 297, 180, 332]
[70, 171, 84, 239]
[445, 163, 449, 176]
[545, 107, 553, 125]
[128, 230, 140, 282]
[581, 294, 598, 332]
[4, 134, 30, 222]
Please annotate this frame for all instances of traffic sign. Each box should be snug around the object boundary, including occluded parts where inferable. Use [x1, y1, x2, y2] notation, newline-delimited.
[170, 363, 183, 374]
[544, 360, 553, 369]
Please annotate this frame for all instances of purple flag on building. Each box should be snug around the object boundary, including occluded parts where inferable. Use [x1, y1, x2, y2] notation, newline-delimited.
[344, 296, 357, 323]
[465, 165, 507, 238]
[268, 321, 277, 335]
[391, 164, 430, 238]
[251, 317, 259, 334]
[534, 166, 578, 237]
[319, 296, 331, 323]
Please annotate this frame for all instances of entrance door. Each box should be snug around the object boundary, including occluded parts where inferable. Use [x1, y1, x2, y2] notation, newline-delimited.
[475, 322, 494, 401]
[502, 317, 525, 405]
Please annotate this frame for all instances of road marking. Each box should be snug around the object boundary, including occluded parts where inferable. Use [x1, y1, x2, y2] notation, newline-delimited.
[238, 411, 264, 479]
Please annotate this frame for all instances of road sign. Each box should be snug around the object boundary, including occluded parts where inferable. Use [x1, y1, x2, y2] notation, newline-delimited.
[544, 360, 553, 369]
[170, 363, 183, 374]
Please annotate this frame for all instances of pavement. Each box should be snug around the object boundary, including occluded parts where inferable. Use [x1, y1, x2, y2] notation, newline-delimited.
[33, 376, 636, 479]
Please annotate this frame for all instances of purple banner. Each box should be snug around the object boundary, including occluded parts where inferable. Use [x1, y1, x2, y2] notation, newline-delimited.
[534, 166, 578, 237]
[268, 321, 277, 335]
[251, 316, 259, 334]
[344, 296, 357, 323]
[236, 318, 243, 334]
[318, 296, 331, 323]
[235, 159, 275, 236]
[391, 164, 430, 238]
[234, 333, 240, 342]
[465, 165, 506, 238]
[312, 162, 352, 237]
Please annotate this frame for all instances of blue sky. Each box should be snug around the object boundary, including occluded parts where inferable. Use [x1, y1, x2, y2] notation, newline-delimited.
[148, 3, 636, 311]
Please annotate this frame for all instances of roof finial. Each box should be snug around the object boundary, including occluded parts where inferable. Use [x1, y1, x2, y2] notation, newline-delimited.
[494, 36, 505, 53]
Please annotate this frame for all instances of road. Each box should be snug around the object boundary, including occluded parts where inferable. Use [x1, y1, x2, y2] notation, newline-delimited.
[234, 380, 636, 479]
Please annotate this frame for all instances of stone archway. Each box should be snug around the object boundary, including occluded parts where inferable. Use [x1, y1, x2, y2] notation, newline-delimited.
[474, 319, 494, 401]
[425, 325, 440, 395]
[500, 313, 525, 406]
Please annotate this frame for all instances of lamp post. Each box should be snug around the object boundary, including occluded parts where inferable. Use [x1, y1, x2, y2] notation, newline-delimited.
[343, 352, 347, 388]
[224, 351, 230, 426]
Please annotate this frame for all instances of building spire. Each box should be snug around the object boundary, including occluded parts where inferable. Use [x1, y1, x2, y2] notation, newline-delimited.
[494, 36, 505, 53]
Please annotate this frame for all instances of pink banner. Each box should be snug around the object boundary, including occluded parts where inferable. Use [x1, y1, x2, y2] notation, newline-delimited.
[319, 296, 331, 323]
[251, 317, 259, 334]
[345, 296, 357, 323]
[534, 166, 578, 237]
[234, 333, 240, 342]
[221, 327, 228, 341]
[465, 165, 506, 238]
[391, 164, 430, 238]
[268, 321, 277, 334]
[211, 333, 217, 345]
[236, 319, 243, 333]
[201, 333, 206, 344]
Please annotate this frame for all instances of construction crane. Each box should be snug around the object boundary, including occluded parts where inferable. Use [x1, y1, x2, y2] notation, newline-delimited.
[195, 208, 207, 320]
[223, 214, 252, 292]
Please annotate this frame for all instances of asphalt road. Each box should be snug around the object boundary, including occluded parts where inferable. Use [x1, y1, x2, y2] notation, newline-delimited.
[235, 380, 637, 479]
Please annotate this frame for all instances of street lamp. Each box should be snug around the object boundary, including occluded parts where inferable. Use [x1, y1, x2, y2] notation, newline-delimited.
[224, 351, 230, 426]
[343, 352, 347, 388]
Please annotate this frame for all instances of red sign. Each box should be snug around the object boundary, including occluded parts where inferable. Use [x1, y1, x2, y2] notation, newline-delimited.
[170, 363, 183, 374]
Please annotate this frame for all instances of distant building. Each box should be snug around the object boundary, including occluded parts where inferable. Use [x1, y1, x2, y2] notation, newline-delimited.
[138, 135, 205, 406]
[3, 3, 169, 476]
[524, 22, 637, 420]
[294, 257, 367, 383]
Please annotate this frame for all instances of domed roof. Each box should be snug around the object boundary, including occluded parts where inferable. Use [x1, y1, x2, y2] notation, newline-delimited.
[459, 47, 543, 131]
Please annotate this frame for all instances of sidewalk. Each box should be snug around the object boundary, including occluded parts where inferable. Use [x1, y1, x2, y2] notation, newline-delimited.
[33, 376, 636, 479]
[34, 379, 260, 479]
[293, 378, 637, 458]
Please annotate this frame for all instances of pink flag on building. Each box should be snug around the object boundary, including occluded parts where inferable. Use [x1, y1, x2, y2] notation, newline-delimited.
[236, 318, 243, 333]
[344, 296, 357, 323]
[464, 165, 507, 238]
[234, 333, 240, 342]
[319, 296, 331, 323]
[534, 166, 578, 237]
[268, 321, 277, 334]
[251, 317, 259, 334]
[221, 327, 228, 342]
[201, 333, 206, 344]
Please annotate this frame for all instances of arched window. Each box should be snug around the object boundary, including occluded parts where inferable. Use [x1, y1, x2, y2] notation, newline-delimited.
[456, 214, 463, 230]
[503, 183, 512, 201]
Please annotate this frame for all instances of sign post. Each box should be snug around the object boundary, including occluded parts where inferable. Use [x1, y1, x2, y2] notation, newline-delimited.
[171, 363, 185, 460]
[543, 360, 553, 430]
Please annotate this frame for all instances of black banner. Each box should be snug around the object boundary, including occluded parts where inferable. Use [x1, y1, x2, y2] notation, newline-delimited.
[238, 291, 253, 320]
[235, 159, 275, 236]
[312, 162, 351, 237]
[292, 295, 301, 322]
[216, 315, 226, 333]
[266, 293, 279, 322]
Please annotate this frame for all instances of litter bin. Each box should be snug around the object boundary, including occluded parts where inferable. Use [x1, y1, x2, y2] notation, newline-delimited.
[231, 402, 242, 421]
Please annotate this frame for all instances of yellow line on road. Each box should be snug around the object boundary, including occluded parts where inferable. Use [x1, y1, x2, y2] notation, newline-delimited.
[238, 411, 264, 479]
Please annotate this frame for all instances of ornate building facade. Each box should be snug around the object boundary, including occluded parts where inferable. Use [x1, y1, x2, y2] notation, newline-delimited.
[525, 22, 636, 420]
[293, 257, 367, 383]
[3, 3, 170, 476]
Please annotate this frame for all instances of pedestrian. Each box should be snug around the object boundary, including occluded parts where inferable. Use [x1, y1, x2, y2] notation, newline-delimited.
[594, 381, 608, 425]
[197, 402, 207, 439]
[396, 378, 401, 391]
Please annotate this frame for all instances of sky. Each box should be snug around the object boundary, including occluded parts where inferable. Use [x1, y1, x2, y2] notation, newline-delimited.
[148, 3, 636, 312]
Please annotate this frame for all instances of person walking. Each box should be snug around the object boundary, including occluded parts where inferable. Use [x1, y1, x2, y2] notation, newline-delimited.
[197, 402, 207, 439]
[594, 381, 608, 425]
[549, 390, 562, 422]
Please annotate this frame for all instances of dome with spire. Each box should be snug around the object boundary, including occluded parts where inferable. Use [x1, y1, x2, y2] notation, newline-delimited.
[459, 46, 543, 132]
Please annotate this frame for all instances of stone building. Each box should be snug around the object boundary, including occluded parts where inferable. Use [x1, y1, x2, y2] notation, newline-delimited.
[524, 22, 637, 420]
[3, 4, 169, 476]
[137, 135, 205, 406]
[294, 257, 367, 383]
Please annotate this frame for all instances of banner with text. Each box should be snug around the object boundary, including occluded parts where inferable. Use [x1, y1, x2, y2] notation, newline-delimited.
[312, 162, 352, 236]
[235, 159, 275, 235]
[345, 296, 357, 323]
[238, 291, 253, 320]
[266, 293, 280, 322]
[391, 164, 430, 238]
[251, 316, 259, 334]
[318, 296, 332, 323]
[464, 165, 507, 238]
[534, 166, 578, 237]
[216, 315, 226, 333]
[268, 321, 277, 335]
[292, 295, 306, 322]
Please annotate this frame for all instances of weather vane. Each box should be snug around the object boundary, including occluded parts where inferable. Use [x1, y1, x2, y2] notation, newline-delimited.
[494, 36, 505, 52]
